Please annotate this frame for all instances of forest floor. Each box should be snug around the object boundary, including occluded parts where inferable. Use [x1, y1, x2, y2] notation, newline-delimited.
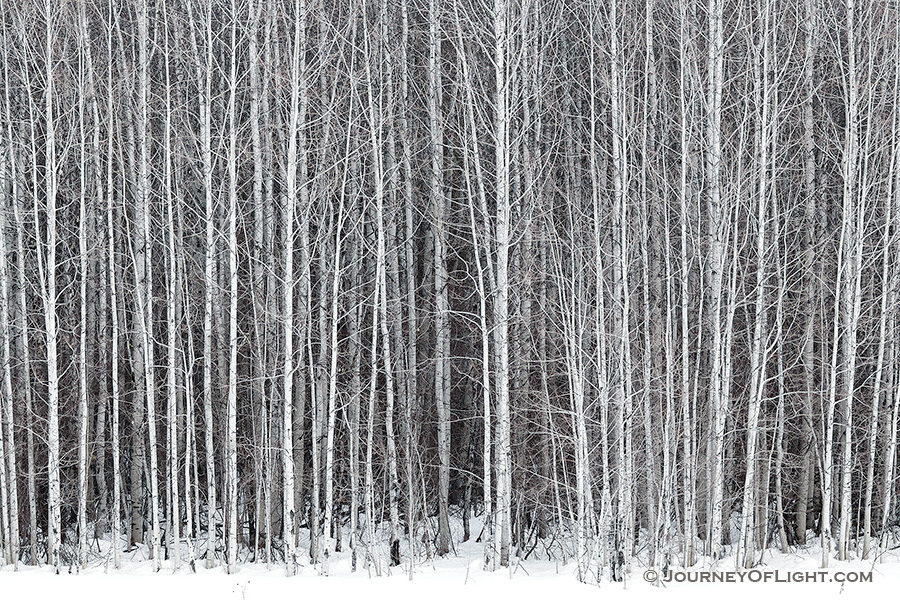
[1, 520, 898, 599]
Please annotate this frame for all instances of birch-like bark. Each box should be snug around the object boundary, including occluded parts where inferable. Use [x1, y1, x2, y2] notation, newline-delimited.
[796, 0, 818, 546]
[76, 42, 89, 568]
[552, 191, 590, 581]
[430, 0, 452, 559]
[400, 0, 419, 572]
[773, 228, 789, 554]
[363, 12, 401, 565]
[186, 0, 218, 568]
[37, 0, 62, 570]
[106, 9, 122, 564]
[364, 240, 382, 576]
[179, 206, 199, 570]
[347, 194, 362, 572]
[492, 0, 513, 569]
[225, 0, 239, 572]
[676, 0, 697, 567]
[133, 0, 161, 569]
[160, 8, 181, 569]
[879, 19, 900, 552]
[705, 0, 727, 561]
[639, 0, 661, 568]
[452, 3, 494, 569]
[863, 34, 898, 558]
[280, 0, 306, 576]
[8, 81, 36, 560]
[0, 130, 11, 571]
[323, 116, 350, 557]
[609, 0, 634, 578]
[837, 0, 861, 562]
[737, 7, 772, 567]
[247, 0, 271, 566]
[0, 24, 19, 569]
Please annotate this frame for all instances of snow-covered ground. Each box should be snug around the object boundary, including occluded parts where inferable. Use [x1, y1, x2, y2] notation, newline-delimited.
[2, 518, 898, 599]
[2, 541, 898, 599]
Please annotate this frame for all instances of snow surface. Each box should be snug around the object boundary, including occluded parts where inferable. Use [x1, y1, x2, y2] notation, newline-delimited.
[2, 542, 898, 599]
[2, 518, 898, 600]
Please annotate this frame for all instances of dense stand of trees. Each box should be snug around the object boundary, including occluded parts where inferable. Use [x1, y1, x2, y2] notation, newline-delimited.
[0, 0, 899, 582]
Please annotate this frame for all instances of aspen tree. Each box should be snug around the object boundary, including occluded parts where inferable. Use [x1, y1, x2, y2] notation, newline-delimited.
[186, 0, 218, 568]
[837, 0, 862, 563]
[281, 0, 307, 576]
[225, 0, 239, 572]
[609, 0, 634, 578]
[639, 0, 662, 569]
[399, 0, 419, 568]
[77, 28, 89, 567]
[879, 13, 900, 553]
[364, 229, 382, 576]
[179, 205, 199, 571]
[132, 0, 162, 569]
[161, 5, 181, 569]
[773, 210, 789, 554]
[797, 0, 818, 546]
[428, 0, 452, 558]
[0, 17, 19, 569]
[0, 128, 10, 572]
[453, 1, 495, 570]
[737, 1, 773, 568]
[323, 98, 351, 559]
[37, 0, 62, 570]
[399, 0, 419, 572]
[3, 34, 36, 560]
[586, 5, 614, 578]
[551, 189, 590, 582]
[362, 7, 401, 565]
[492, 0, 513, 568]
[246, 0, 272, 565]
[705, 0, 728, 561]
[347, 193, 363, 572]
[863, 16, 899, 557]
[677, 0, 698, 567]
[106, 5, 122, 565]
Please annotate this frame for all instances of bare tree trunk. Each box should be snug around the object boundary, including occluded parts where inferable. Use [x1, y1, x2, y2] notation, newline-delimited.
[12, 141, 37, 564]
[837, 0, 862, 563]
[106, 33, 122, 565]
[772, 197, 789, 554]
[737, 8, 772, 567]
[131, 0, 162, 569]
[879, 21, 900, 553]
[609, 0, 634, 578]
[364, 247, 382, 576]
[323, 126, 349, 558]
[705, 0, 727, 562]
[0, 162, 11, 570]
[37, 0, 61, 570]
[400, 0, 419, 573]
[492, 0, 513, 569]
[796, 0, 818, 547]
[453, 3, 495, 569]
[429, 0, 452, 559]
[76, 53, 90, 568]
[363, 12, 401, 565]
[0, 34, 19, 570]
[225, 0, 240, 572]
[280, 0, 306, 576]
[676, 0, 697, 566]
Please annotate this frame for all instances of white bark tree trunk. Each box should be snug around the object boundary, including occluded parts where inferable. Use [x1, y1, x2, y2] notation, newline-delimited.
[705, 0, 727, 562]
